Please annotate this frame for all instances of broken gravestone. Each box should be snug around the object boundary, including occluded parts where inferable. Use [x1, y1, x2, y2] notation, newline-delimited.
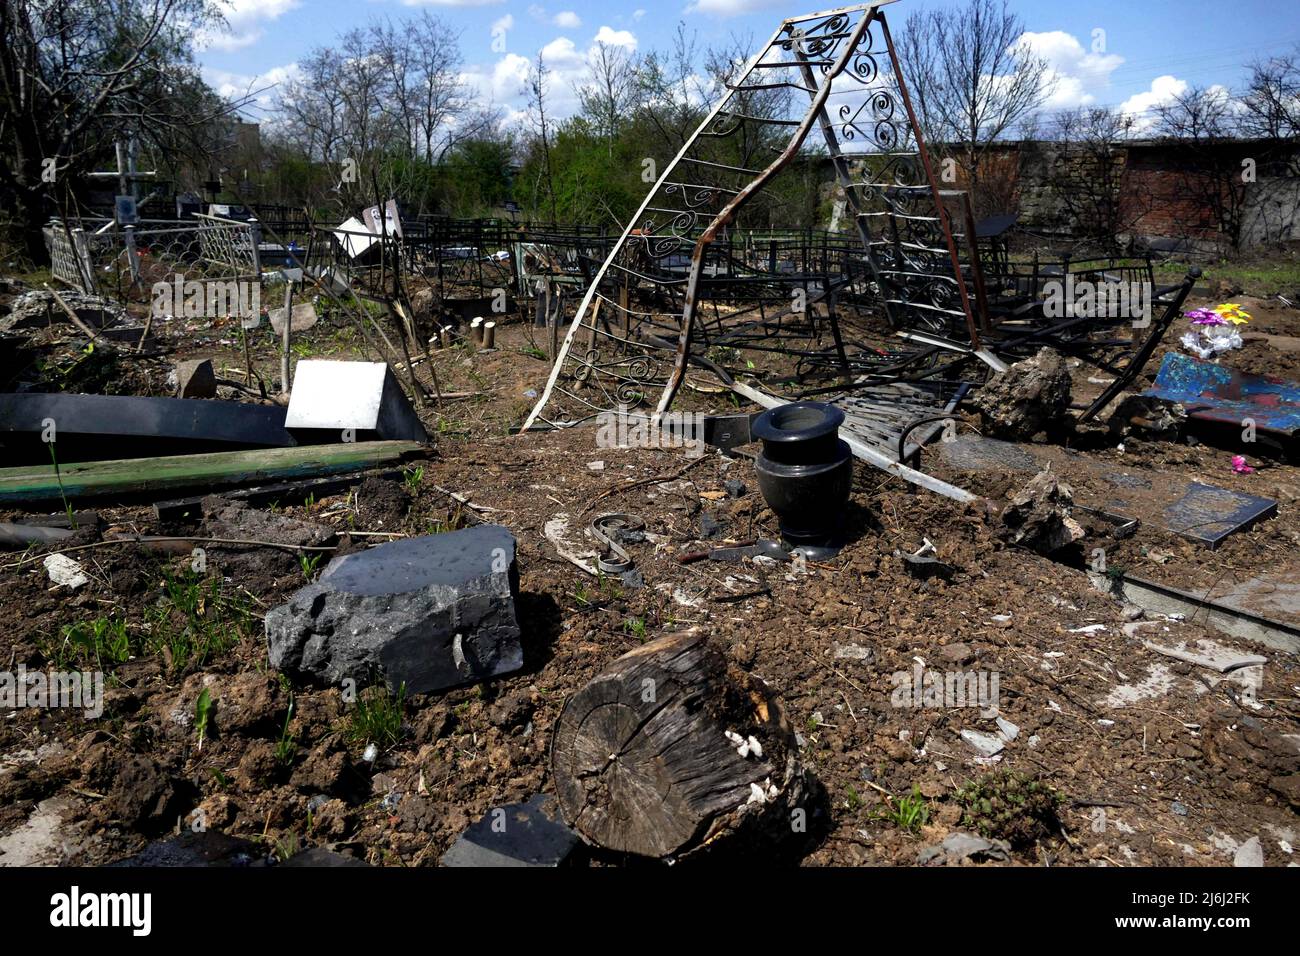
[265, 524, 523, 694]
[285, 360, 428, 443]
[973, 347, 1072, 439]
[998, 469, 1085, 554]
[268, 302, 319, 336]
[441, 794, 582, 867]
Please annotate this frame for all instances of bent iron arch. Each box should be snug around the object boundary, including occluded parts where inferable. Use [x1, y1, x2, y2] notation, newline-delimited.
[522, 0, 977, 432]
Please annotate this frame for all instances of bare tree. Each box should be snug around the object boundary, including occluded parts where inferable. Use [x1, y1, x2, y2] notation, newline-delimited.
[1241, 47, 1300, 140]
[1154, 85, 1249, 251]
[409, 12, 470, 163]
[579, 41, 640, 155]
[632, 24, 712, 157]
[337, 27, 395, 166]
[526, 52, 558, 222]
[893, 0, 1053, 213]
[370, 18, 419, 158]
[278, 49, 348, 163]
[0, 0, 231, 261]
[1044, 107, 1148, 252]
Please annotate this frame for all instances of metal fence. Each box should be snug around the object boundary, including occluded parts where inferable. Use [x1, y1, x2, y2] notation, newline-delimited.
[43, 215, 263, 303]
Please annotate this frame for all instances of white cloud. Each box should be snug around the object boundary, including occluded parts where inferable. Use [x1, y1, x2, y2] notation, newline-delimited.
[593, 26, 637, 49]
[205, 62, 302, 116]
[554, 11, 581, 28]
[492, 13, 514, 33]
[1117, 75, 1191, 132]
[542, 36, 583, 65]
[686, 0, 783, 15]
[1013, 30, 1124, 111]
[491, 52, 533, 97]
[632, 9, 645, 21]
[399, 0, 505, 7]
[465, 26, 642, 130]
[196, 0, 300, 52]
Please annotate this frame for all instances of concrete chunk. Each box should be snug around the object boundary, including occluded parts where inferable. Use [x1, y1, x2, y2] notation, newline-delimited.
[265, 524, 522, 694]
[268, 302, 319, 335]
[176, 358, 217, 399]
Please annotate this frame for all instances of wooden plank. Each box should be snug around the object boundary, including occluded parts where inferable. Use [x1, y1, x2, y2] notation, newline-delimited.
[0, 441, 424, 504]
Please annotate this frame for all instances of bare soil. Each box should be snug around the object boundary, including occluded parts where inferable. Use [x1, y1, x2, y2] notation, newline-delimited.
[0, 283, 1297, 867]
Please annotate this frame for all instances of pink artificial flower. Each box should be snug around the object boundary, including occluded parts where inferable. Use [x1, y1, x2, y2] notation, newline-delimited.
[1232, 455, 1255, 474]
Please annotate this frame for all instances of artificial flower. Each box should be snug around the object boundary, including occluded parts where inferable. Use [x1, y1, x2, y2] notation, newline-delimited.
[1212, 303, 1251, 325]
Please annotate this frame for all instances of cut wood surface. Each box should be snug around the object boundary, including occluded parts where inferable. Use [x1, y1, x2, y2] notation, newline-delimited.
[551, 630, 799, 858]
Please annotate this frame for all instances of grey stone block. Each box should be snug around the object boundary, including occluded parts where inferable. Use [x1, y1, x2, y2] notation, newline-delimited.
[266, 524, 523, 694]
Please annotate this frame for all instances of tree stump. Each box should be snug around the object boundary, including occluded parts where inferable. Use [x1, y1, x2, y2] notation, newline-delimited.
[551, 631, 801, 858]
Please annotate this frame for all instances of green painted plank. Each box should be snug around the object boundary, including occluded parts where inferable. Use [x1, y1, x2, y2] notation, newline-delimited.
[0, 441, 425, 503]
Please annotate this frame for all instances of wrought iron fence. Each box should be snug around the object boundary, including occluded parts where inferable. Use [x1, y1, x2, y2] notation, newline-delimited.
[43, 215, 263, 305]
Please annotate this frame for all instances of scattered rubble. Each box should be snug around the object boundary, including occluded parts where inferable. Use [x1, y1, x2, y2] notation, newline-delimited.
[997, 470, 1086, 553]
[917, 832, 1011, 866]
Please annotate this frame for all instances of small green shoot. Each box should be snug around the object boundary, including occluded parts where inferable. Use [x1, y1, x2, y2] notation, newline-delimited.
[274, 695, 297, 766]
[50, 616, 132, 670]
[194, 687, 213, 751]
[299, 552, 323, 581]
[271, 832, 299, 863]
[46, 441, 77, 529]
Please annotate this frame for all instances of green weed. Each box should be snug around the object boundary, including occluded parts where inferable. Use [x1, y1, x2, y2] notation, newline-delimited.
[878, 786, 930, 833]
[955, 771, 1062, 848]
[345, 682, 406, 749]
[143, 569, 254, 674]
[274, 695, 297, 766]
[402, 464, 424, 494]
[49, 616, 133, 670]
[298, 552, 323, 581]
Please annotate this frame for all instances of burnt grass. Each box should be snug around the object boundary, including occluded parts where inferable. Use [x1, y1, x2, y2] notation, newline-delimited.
[0, 290, 1298, 867]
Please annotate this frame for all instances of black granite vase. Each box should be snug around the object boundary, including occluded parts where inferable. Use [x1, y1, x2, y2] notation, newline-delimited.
[752, 401, 852, 558]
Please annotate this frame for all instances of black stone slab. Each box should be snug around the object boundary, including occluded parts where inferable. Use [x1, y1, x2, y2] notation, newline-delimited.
[266, 524, 523, 694]
[1160, 481, 1279, 550]
[441, 794, 582, 867]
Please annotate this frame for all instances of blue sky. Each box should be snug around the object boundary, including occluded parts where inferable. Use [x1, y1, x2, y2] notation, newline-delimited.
[197, 0, 1300, 133]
